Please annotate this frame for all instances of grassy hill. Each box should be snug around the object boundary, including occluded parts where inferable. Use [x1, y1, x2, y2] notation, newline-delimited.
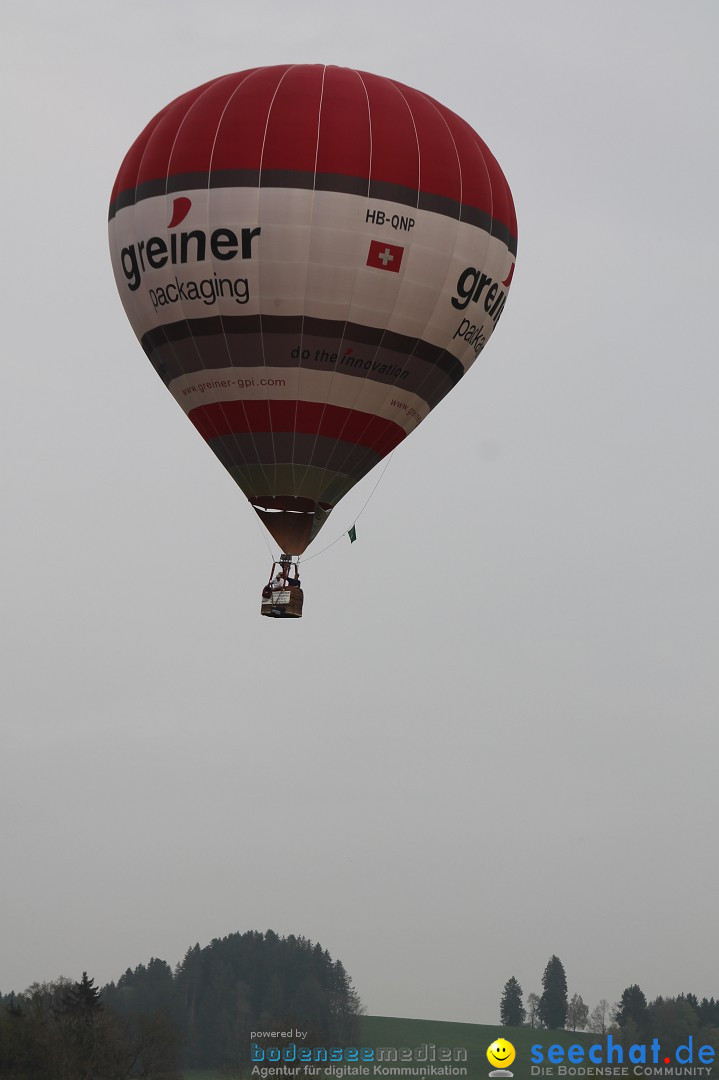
[183, 1013, 602, 1080]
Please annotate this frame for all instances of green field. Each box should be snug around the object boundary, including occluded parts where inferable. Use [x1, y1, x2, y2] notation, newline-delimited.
[182, 1013, 604, 1080]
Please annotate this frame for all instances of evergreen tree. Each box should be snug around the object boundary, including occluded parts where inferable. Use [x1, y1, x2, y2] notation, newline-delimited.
[500, 977, 526, 1027]
[56, 972, 105, 1080]
[538, 956, 568, 1030]
[63, 971, 103, 1016]
[170, 929, 363, 1069]
[647, 996, 699, 1050]
[698, 997, 719, 1028]
[615, 984, 648, 1036]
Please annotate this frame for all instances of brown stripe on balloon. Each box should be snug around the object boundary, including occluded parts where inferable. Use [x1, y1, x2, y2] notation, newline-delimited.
[109, 170, 517, 249]
[207, 432, 382, 477]
[149, 315, 461, 372]
[142, 316, 464, 397]
[226, 433, 381, 474]
[148, 334, 455, 410]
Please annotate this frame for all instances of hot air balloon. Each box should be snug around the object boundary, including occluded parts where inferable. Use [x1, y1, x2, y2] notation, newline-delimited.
[108, 64, 517, 617]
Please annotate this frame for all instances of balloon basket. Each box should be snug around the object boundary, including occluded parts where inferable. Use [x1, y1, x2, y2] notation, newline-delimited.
[260, 588, 304, 619]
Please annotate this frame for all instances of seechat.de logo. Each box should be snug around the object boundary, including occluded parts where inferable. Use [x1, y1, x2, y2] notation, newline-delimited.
[487, 1038, 516, 1077]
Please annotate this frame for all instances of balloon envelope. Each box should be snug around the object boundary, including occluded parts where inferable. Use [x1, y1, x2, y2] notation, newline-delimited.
[109, 65, 517, 554]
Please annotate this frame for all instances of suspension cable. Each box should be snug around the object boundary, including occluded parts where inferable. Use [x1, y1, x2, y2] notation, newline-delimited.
[300, 451, 394, 565]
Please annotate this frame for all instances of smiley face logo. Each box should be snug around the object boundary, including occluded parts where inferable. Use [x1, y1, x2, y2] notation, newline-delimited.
[487, 1039, 516, 1071]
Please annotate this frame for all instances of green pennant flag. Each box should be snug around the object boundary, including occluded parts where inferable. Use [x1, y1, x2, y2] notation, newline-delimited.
[348, 525, 357, 543]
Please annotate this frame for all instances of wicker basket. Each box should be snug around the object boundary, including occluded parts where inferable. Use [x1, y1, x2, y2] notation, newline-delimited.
[260, 587, 304, 619]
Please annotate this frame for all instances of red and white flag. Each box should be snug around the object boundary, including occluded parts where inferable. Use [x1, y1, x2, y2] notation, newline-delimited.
[367, 240, 404, 273]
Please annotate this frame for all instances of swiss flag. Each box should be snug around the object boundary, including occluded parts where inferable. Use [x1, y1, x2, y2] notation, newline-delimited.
[367, 240, 404, 273]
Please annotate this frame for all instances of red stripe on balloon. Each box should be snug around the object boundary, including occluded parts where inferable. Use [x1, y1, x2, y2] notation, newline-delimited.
[110, 65, 516, 234]
[188, 400, 406, 458]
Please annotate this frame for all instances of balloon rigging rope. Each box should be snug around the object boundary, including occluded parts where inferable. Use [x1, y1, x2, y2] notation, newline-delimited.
[299, 450, 394, 564]
[253, 507, 277, 561]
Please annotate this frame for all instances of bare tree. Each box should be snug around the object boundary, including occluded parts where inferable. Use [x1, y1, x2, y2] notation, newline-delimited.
[566, 993, 589, 1031]
[587, 999, 611, 1036]
[526, 993, 541, 1028]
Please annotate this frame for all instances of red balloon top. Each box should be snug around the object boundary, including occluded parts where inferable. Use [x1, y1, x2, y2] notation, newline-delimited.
[109, 64, 517, 253]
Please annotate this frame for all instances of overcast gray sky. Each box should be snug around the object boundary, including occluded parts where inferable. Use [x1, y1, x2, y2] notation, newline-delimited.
[1, 0, 718, 1028]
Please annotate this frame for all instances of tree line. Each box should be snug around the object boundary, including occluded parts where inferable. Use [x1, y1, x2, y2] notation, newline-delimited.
[0, 972, 181, 1080]
[500, 957, 719, 1054]
[0, 929, 363, 1079]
